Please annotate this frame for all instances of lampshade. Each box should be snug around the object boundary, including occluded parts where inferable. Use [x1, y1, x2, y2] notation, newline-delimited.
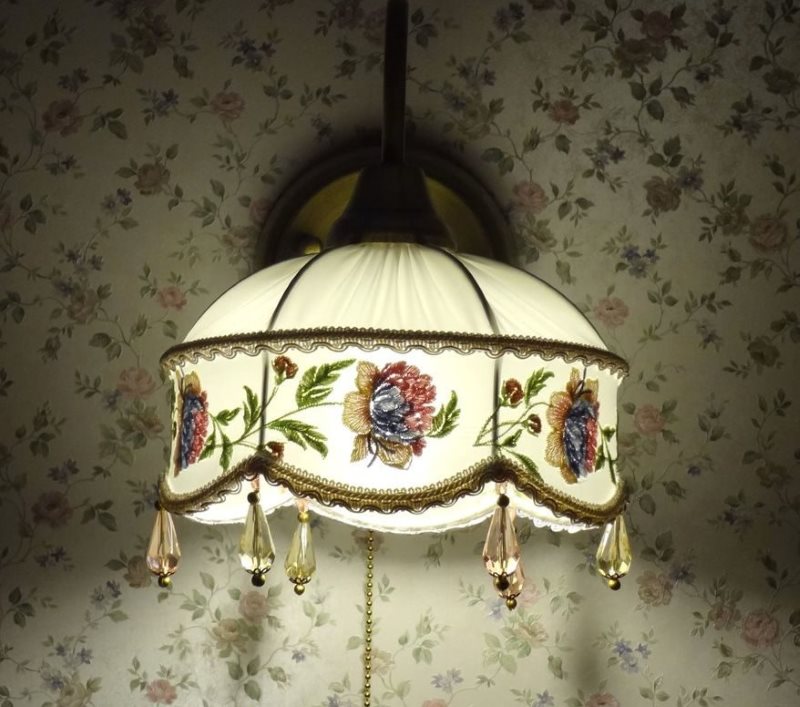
[146, 7, 632, 701]
[159, 242, 628, 534]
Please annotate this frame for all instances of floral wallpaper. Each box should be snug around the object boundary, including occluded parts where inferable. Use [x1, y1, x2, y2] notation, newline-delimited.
[0, 0, 798, 706]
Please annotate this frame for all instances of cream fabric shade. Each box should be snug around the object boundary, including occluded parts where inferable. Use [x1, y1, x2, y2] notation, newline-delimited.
[159, 243, 627, 533]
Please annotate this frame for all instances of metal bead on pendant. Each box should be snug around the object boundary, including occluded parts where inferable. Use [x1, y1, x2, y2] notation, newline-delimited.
[596, 514, 632, 590]
[239, 492, 276, 586]
[146, 506, 181, 587]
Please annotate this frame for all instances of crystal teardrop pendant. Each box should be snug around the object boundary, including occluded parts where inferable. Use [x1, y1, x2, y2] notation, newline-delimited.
[596, 514, 632, 590]
[285, 505, 316, 595]
[482, 493, 521, 577]
[239, 491, 276, 587]
[146, 505, 181, 588]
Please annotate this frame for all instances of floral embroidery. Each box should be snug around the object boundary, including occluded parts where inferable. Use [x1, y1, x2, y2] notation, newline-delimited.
[545, 368, 600, 484]
[344, 361, 458, 469]
[175, 372, 209, 473]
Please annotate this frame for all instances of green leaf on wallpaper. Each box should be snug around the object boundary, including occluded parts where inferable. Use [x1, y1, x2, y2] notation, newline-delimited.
[555, 134, 571, 153]
[499, 653, 517, 674]
[484, 633, 501, 649]
[346, 636, 361, 649]
[200, 572, 215, 590]
[210, 179, 225, 199]
[639, 493, 656, 514]
[395, 681, 411, 698]
[647, 99, 665, 121]
[268, 666, 287, 684]
[548, 655, 564, 679]
[246, 656, 260, 676]
[295, 359, 354, 408]
[244, 680, 261, 702]
[227, 661, 243, 681]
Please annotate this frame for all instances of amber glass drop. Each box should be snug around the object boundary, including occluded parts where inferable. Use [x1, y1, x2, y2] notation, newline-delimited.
[285, 512, 316, 586]
[482, 500, 521, 577]
[146, 508, 181, 578]
[239, 499, 275, 575]
[596, 514, 632, 582]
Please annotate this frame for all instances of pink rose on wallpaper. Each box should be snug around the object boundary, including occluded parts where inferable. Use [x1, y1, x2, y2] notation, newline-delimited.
[134, 163, 170, 195]
[146, 678, 177, 704]
[634, 404, 665, 436]
[640, 11, 675, 42]
[741, 609, 780, 648]
[66, 289, 99, 324]
[748, 214, 787, 252]
[371, 648, 394, 676]
[213, 618, 244, 648]
[512, 181, 548, 214]
[249, 197, 273, 226]
[422, 700, 448, 707]
[43, 99, 83, 136]
[708, 602, 739, 630]
[586, 693, 620, 707]
[157, 285, 187, 311]
[123, 555, 151, 588]
[548, 98, 580, 125]
[637, 570, 673, 606]
[222, 224, 257, 256]
[55, 679, 90, 707]
[593, 297, 630, 328]
[131, 407, 164, 438]
[32, 491, 73, 528]
[117, 367, 156, 399]
[239, 590, 270, 623]
[644, 176, 681, 214]
[210, 91, 245, 121]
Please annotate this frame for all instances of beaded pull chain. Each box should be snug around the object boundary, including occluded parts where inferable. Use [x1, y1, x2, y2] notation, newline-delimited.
[363, 530, 375, 706]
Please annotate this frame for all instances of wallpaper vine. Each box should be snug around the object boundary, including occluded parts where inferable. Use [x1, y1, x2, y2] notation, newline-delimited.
[1, 1, 799, 706]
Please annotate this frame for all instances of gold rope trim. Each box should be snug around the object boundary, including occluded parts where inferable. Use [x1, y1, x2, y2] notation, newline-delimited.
[159, 451, 628, 527]
[160, 327, 628, 376]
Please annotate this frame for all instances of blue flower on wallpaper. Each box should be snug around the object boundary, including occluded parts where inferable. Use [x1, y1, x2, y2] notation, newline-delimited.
[533, 691, 555, 707]
[613, 639, 651, 673]
[431, 669, 463, 693]
[621, 244, 659, 277]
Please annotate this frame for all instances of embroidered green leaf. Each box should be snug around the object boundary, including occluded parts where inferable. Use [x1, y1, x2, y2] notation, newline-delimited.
[524, 369, 555, 404]
[269, 419, 328, 457]
[428, 391, 460, 438]
[295, 359, 355, 408]
[215, 407, 240, 426]
[500, 430, 522, 447]
[508, 451, 539, 477]
[243, 386, 260, 431]
[199, 435, 216, 460]
[220, 434, 233, 470]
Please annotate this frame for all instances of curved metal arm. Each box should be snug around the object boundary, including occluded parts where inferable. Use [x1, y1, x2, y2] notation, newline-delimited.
[382, 0, 408, 164]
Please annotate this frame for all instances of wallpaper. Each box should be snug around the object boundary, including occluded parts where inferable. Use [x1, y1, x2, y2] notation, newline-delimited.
[1, 0, 799, 706]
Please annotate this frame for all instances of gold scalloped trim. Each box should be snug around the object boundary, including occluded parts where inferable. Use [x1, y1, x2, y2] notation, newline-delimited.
[160, 327, 628, 376]
[159, 450, 628, 527]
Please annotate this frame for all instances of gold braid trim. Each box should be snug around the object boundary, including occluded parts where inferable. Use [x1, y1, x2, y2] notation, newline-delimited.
[159, 451, 628, 527]
[160, 327, 629, 377]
